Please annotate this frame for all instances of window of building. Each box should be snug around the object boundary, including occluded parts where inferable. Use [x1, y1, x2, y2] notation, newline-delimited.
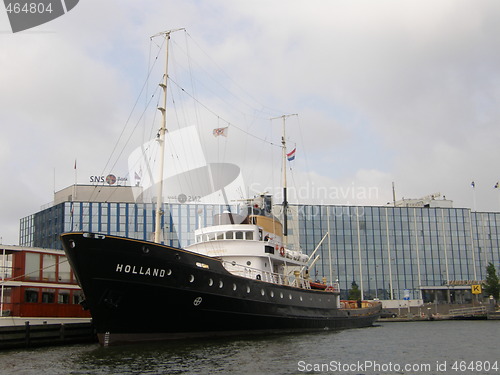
[58, 257, 71, 282]
[25, 289, 39, 303]
[25, 253, 40, 281]
[58, 290, 70, 304]
[73, 290, 84, 305]
[42, 254, 57, 281]
[42, 289, 55, 303]
[0, 287, 11, 306]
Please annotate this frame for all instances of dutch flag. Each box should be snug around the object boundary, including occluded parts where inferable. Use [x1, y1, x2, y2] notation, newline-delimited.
[287, 148, 296, 161]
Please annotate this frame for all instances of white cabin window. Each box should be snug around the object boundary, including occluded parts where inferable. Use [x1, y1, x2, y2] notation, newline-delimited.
[226, 231, 234, 239]
[235, 231, 243, 239]
[246, 232, 253, 240]
[216, 232, 224, 240]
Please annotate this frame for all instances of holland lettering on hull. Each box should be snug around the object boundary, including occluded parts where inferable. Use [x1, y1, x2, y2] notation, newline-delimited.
[115, 264, 166, 278]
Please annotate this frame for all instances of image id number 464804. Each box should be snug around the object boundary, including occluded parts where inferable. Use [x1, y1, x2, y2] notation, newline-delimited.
[450, 361, 498, 372]
[5, 2, 53, 14]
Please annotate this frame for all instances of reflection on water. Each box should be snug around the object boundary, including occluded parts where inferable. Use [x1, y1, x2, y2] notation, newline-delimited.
[0, 321, 498, 375]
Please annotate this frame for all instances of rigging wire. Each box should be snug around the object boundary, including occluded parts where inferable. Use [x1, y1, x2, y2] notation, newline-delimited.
[80, 82, 162, 213]
[99, 37, 166, 181]
[168, 77, 281, 148]
[80, 36, 166, 210]
[74, 30, 299, 235]
[184, 31, 201, 134]
[295, 115, 313, 187]
[184, 31, 285, 119]
[0, 257, 71, 285]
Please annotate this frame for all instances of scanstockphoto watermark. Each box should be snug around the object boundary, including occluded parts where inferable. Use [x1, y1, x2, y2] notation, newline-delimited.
[298, 360, 432, 373]
[297, 360, 499, 374]
[249, 181, 380, 204]
[3, 0, 79, 33]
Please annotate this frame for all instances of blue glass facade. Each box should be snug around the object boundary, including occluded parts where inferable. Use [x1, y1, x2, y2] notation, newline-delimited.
[20, 200, 499, 301]
[20, 202, 239, 250]
[295, 205, 498, 300]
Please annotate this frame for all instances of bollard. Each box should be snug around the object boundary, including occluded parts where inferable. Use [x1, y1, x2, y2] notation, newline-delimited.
[25, 321, 30, 347]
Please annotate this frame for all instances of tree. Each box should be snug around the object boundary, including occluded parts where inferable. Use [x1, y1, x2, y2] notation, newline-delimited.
[348, 281, 361, 301]
[482, 262, 500, 301]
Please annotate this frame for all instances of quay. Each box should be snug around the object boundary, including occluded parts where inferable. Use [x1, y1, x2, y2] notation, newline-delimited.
[0, 321, 96, 350]
[378, 301, 500, 322]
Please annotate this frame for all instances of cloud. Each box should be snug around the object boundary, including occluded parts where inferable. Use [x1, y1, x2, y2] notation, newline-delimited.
[0, 30, 132, 243]
[1, 0, 500, 244]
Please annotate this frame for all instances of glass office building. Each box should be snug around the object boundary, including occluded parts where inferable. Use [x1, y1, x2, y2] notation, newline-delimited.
[20, 201, 240, 251]
[20, 186, 500, 302]
[295, 205, 499, 301]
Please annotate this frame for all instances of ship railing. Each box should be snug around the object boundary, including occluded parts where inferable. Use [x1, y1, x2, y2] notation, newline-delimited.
[340, 300, 378, 309]
[221, 261, 312, 289]
[290, 277, 311, 289]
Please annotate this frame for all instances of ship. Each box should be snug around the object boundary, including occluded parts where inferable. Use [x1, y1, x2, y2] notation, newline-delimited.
[60, 29, 381, 346]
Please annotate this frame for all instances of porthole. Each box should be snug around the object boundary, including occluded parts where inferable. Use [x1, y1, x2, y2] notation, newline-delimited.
[208, 278, 214, 286]
[219, 280, 224, 288]
[280, 292, 283, 299]
[300, 296, 303, 301]
[289, 294, 292, 300]
[319, 298, 322, 302]
[246, 286, 251, 293]
[69, 240, 76, 248]
[189, 275, 195, 283]
[270, 291, 274, 298]
[246, 261, 251, 266]
[233, 283, 237, 291]
[141, 245, 150, 254]
[261, 289, 265, 296]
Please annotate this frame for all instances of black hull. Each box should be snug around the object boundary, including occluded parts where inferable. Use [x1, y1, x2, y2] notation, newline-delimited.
[61, 233, 381, 346]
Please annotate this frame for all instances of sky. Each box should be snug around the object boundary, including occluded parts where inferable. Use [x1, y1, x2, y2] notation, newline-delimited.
[1, 0, 500, 245]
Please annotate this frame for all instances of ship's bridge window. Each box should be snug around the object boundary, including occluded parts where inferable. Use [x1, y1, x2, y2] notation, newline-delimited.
[216, 232, 225, 240]
[246, 232, 254, 240]
[235, 231, 244, 239]
[226, 231, 234, 240]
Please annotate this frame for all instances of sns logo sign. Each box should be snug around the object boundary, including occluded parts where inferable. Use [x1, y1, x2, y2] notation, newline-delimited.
[4, 0, 79, 33]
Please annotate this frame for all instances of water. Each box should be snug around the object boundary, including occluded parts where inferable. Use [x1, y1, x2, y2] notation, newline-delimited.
[0, 321, 498, 375]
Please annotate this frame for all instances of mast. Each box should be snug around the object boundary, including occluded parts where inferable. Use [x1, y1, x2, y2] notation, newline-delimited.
[151, 28, 184, 244]
[271, 114, 297, 243]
